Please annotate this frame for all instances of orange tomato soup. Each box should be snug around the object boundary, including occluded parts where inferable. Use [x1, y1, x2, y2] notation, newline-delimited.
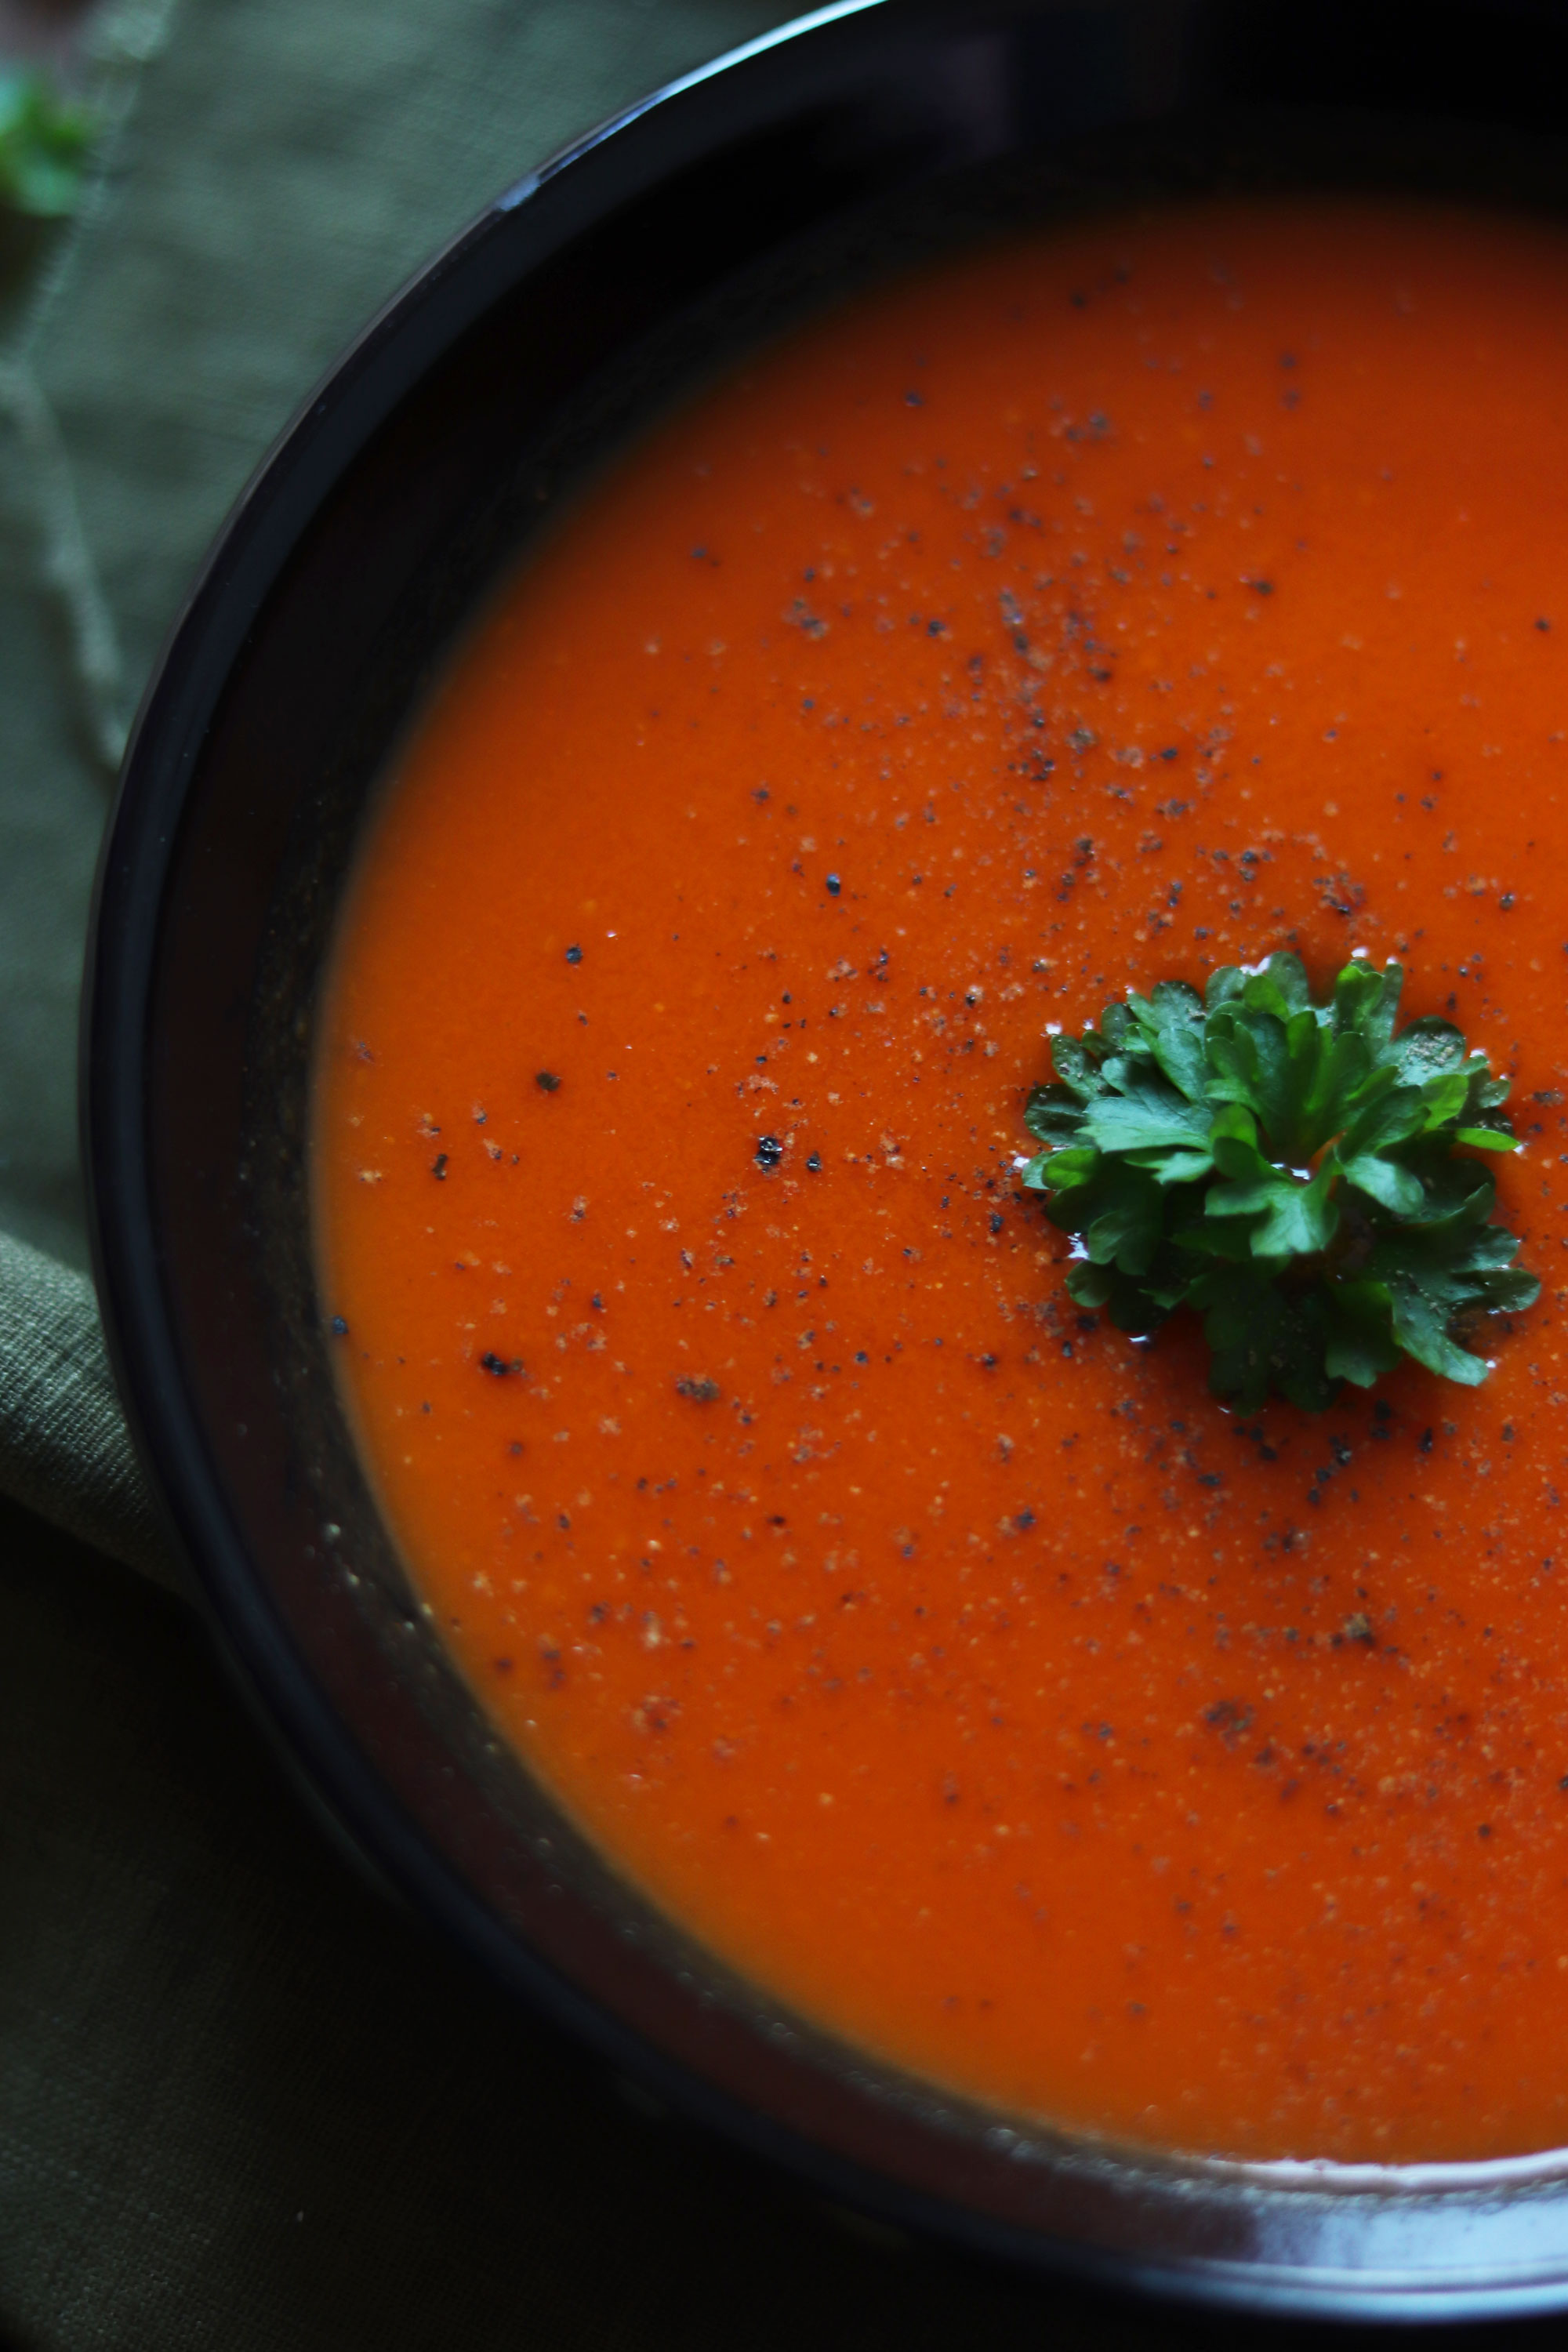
[316, 199, 1568, 2164]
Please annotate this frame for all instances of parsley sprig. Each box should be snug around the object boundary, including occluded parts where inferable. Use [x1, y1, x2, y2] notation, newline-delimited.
[1020, 953, 1538, 1411]
[0, 71, 93, 222]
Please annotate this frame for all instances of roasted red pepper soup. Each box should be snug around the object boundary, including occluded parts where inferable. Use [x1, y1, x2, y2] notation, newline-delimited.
[317, 199, 1568, 2165]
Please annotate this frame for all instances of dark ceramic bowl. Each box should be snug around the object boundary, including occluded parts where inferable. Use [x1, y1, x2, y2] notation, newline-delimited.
[84, 0, 1568, 2319]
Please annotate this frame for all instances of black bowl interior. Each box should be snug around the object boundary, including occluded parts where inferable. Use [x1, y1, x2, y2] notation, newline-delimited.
[85, 0, 1568, 2318]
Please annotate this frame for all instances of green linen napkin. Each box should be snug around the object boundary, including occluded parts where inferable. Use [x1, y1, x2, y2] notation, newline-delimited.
[0, 1228, 173, 1587]
[0, 6, 1193, 2344]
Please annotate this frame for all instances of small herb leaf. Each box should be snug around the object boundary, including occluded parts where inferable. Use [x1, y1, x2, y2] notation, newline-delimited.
[0, 73, 93, 220]
[1050, 1034, 1103, 1099]
[1339, 1153, 1423, 1217]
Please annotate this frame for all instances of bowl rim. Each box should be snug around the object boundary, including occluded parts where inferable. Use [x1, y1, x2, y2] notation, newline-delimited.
[82, 0, 1568, 2319]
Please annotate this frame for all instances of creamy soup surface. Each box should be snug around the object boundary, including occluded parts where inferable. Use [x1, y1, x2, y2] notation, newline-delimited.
[316, 199, 1568, 2164]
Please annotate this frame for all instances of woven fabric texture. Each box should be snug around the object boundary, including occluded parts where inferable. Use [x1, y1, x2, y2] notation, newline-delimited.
[0, 1228, 176, 1588]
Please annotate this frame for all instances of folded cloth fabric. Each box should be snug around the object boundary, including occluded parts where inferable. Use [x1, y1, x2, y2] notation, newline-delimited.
[0, 1227, 177, 1588]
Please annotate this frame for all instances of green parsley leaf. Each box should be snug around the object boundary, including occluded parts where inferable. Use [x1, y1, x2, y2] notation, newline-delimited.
[1020, 955, 1538, 1410]
[0, 72, 93, 221]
